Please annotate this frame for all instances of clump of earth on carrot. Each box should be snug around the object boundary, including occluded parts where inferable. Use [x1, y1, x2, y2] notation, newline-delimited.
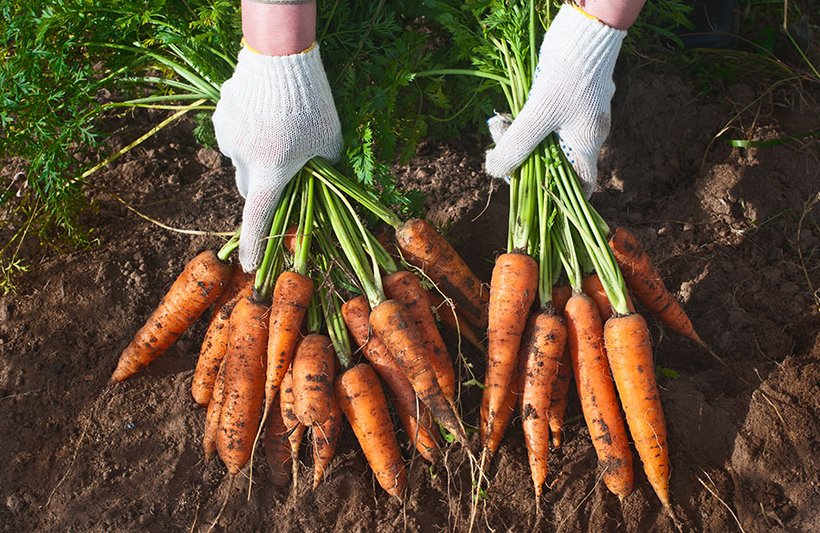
[108, 0, 709, 519]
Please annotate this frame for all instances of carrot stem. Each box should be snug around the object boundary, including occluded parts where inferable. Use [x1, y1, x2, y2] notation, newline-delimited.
[254, 175, 300, 299]
[216, 228, 241, 263]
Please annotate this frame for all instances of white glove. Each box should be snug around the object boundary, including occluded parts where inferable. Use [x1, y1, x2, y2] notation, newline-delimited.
[485, 5, 626, 197]
[213, 45, 342, 272]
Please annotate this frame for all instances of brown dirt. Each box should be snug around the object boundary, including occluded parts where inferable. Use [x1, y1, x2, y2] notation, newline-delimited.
[1, 63, 818, 532]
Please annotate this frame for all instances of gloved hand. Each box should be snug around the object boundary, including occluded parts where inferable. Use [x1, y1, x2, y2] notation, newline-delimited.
[484, 5, 627, 197]
[213, 45, 342, 272]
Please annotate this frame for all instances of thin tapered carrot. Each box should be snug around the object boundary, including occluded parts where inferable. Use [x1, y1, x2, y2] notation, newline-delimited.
[335, 363, 407, 499]
[581, 272, 635, 323]
[427, 289, 486, 352]
[216, 295, 268, 475]
[396, 218, 488, 329]
[605, 313, 671, 506]
[342, 296, 439, 462]
[370, 299, 467, 444]
[609, 227, 702, 345]
[293, 333, 336, 427]
[264, 392, 292, 488]
[111, 250, 232, 383]
[281, 365, 306, 490]
[264, 271, 314, 411]
[482, 252, 538, 448]
[548, 349, 574, 448]
[565, 293, 634, 499]
[192, 267, 253, 406]
[384, 271, 456, 404]
[312, 398, 342, 488]
[520, 310, 567, 500]
[203, 358, 227, 462]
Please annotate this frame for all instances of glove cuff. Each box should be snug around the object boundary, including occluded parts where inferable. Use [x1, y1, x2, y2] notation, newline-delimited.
[540, 4, 626, 75]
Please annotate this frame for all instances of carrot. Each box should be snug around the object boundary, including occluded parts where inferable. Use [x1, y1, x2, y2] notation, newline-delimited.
[264, 271, 314, 412]
[111, 250, 232, 383]
[383, 271, 456, 404]
[604, 313, 670, 506]
[342, 296, 439, 462]
[264, 393, 292, 488]
[481, 362, 521, 458]
[203, 359, 226, 462]
[312, 398, 342, 488]
[519, 310, 566, 499]
[609, 227, 702, 345]
[548, 349, 573, 448]
[581, 272, 635, 323]
[216, 295, 268, 475]
[551, 285, 572, 316]
[281, 365, 306, 489]
[426, 289, 485, 352]
[395, 218, 488, 329]
[565, 293, 634, 499]
[482, 252, 538, 447]
[192, 267, 253, 406]
[283, 224, 299, 255]
[292, 334, 336, 427]
[335, 363, 407, 499]
[370, 299, 467, 444]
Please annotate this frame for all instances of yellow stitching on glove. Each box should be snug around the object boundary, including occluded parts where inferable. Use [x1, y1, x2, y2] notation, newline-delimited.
[572, 4, 600, 22]
[241, 38, 316, 55]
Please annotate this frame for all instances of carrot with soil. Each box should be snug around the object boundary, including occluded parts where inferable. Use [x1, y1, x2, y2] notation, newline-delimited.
[264, 392, 293, 488]
[203, 359, 227, 462]
[426, 289, 486, 352]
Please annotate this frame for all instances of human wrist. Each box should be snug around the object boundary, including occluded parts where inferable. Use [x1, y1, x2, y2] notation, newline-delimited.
[242, 0, 316, 56]
[576, 0, 645, 30]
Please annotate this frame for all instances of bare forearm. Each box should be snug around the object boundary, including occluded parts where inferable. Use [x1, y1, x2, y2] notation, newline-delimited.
[579, 0, 646, 30]
[241, 0, 316, 56]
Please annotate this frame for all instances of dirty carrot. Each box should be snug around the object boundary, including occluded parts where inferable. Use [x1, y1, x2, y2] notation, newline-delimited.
[581, 271, 635, 323]
[552, 285, 572, 316]
[203, 358, 227, 462]
[312, 398, 342, 488]
[548, 349, 573, 448]
[216, 295, 268, 475]
[482, 325, 528, 458]
[264, 392, 292, 488]
[604, 313, 671, 506]
[111, 250, 232, 383]
[427, 289, 486, 352]
[335, 363, 407, 499]
[292, 333, 336, 427]
[280, 364, 306, 490]
[565, 293, 634, 499]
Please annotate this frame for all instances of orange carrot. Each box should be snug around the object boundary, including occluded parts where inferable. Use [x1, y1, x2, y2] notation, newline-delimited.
[384, 271, 456, 404]
[203, 358, 226, 462]
[216, 296, 268, 475]
[281, 365, 306, 489]
[335, 364, 407, 499]
[370, 299, 467, 444]
[548, 349, 574, 448]
[609, 227, 702, 345]
[264, 392, 292, 488]
[482, 252, 538, 448]
[581, 272, 635, 323]
[396, 218, 488, 329]
[604, 313, 670, 506]
[292, 334, 336, 427]
[312, 398, 342, 488]
[192, 267, 253, 406]
[342, 296, 439, 462]
[552, 286, 572, 316]
[519, 310, 566, 499]
[111, 250, 231, 383]
[283, 224, 299, 255]
[565, 293, 634, 499]
[427, 289, 486, 352]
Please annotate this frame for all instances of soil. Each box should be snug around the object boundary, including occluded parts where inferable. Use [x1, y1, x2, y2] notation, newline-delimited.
[1, 61, 818, 532]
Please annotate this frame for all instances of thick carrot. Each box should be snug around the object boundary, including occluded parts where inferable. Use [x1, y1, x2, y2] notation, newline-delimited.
[581, 272, 635, 323]
[604, 313, 670, 506]
[548, 349, 574, 448]
[293, 334, 336, 427]
[203, 359, 226, 462]
[519, 310, 567, 499]
[565, 293, 634, 499]
[342, 296, 439, 462]
[192, 267, 253, 406]
[370, 299, 467, 444]
[312, 398, 342, 488]
[265, 271, 314, 411]
[111, 250, 231, 383]
[216, 296, 268, 475]
[482, 252, 538, 447]
[609, 227, 702, 345]
[281, 365, 306, 488]
[264, 392, 292, 488]
[335, 364, 407, 499]
[395, 218, 488, 329]
[427, 289, 485, 352]
[383, 271, 456, 404]
[552, 285, 572, 316]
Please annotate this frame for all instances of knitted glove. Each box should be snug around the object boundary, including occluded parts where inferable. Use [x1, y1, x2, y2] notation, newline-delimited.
[213, 45, 342, 271]
[484, 5, 626, 197]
